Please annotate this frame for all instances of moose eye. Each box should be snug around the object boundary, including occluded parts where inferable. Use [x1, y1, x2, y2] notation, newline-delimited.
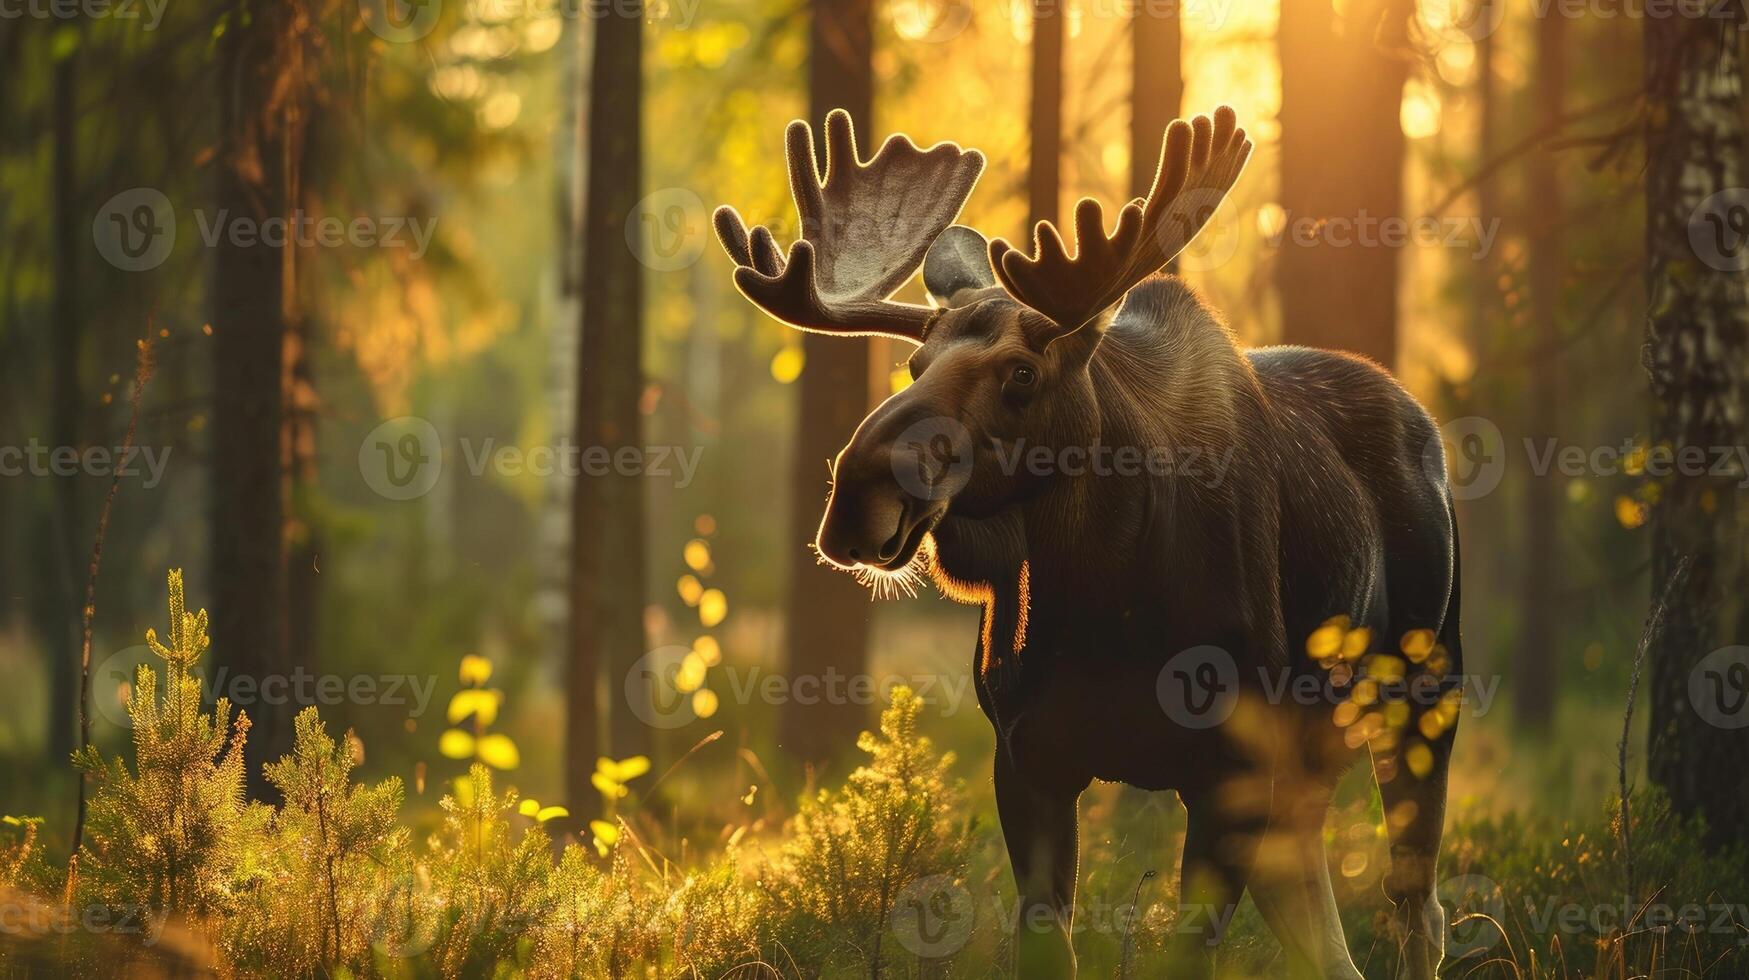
[1009, 364, 1037, 387]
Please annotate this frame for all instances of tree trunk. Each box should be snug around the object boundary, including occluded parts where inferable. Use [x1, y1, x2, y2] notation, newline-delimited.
[1131, 0, 1182, 278]
[1130, 2, 1182, 201]
[212, 3, 294, 799]
[1644, 12, 1749, 847]
[570, 0, 648, 801]
[47, 35, 79, 763]
[1516, 4, 1565, 730]
[1029, 0, 1064, 229]
[1277, 0, 1414, 367]
[780, 0, 876, 765]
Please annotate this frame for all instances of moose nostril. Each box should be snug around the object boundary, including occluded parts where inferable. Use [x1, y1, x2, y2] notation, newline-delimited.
[877, 527, 904, 563]
[847, 547, 862, 562]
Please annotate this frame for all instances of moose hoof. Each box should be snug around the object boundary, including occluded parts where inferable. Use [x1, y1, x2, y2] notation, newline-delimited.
[1390, 891, 1446, 980]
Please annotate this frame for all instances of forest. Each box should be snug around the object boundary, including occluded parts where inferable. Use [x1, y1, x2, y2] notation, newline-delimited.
[2, 0, 1748, 976]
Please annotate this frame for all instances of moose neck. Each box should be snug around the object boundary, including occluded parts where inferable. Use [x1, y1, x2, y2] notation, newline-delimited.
[933, 278, 1256, 630]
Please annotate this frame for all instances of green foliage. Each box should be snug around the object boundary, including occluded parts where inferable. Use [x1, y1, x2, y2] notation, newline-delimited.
[223, 707, 412, 975]
[427, 763, 556, 976]
[1430, 787, 1749, 978]
[72, 569, 269, 919]
[770, 684, 976, 973]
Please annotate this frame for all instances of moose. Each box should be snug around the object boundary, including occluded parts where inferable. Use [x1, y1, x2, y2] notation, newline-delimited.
[714, 107, 1463, 979]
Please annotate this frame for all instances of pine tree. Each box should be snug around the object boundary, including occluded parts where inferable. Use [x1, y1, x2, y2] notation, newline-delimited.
[223, 707, 409, 972]
[73, 569, 268, 919]
[775, 685, 974, 973]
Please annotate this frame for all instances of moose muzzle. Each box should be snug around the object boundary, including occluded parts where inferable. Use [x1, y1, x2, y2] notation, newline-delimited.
[815, 387, 967, 570]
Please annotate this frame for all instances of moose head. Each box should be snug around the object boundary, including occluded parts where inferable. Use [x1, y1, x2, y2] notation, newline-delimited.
[713, 107, 1252, 588]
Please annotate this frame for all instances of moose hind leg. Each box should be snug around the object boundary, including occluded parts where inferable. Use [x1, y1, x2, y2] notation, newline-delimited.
[995, 755, 1082, 978]
[1249, 780, 1363, 979]
[1376, 590, 1462, 978]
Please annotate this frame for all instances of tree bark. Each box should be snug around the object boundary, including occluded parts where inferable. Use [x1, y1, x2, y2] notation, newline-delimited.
[1516, 3, 1565, 729]
[212, 1, 294, 799]
[1277, 0, 1414, 367]
[571, 0, 648, 801]
[1130, 0, 1182, 230]
[1029, 0, 1064, 229]
[1644, 12, 1749, 847]
[780, 0, 876, 765]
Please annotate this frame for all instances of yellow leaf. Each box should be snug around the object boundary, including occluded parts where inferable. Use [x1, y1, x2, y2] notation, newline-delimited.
[678, 575, 704, 606]
[610, 756, 651, 782]
[459, 654, 493, 686]
[590, 820, 619, 844]
[1406, 741, 1435, 779]
[476, 733, 520, 770]
[683, 538, 711, 572]
[1400, 629, 1437, 662]
[536, 805, 569, 823]
[699, 589, 727, 628]
[676, 653, 707, 693]
[592, 772, 627, 798]
[693, 635, 722, 666]
[693, 688, 719, 718]
[770, 346, 803, 384]
[447, 689, 500, 726]
[1306, 624, 1343, 659]
[519, 799, 541, 817]
[439, 729, 476, 759]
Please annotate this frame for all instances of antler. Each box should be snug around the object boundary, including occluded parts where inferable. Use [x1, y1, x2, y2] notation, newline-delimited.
[989, 106, 1252, 338]
[714, 110, 986, 344]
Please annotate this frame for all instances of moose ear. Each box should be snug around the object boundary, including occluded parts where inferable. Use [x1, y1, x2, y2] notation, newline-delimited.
[923, 225, 997, 307]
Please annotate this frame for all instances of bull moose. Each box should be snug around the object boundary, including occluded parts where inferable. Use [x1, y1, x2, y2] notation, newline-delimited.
[713, 106, 1463, 979]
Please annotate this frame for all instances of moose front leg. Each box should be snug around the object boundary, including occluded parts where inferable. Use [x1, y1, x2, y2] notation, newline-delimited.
[994, 754, 1082, 978]
[1166, 785, 1266, 979]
